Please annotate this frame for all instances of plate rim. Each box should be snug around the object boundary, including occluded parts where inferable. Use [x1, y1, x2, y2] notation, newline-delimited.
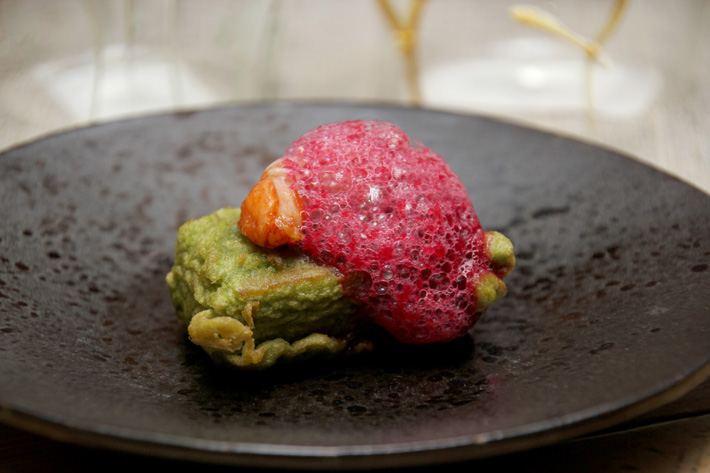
[0, 99, 707, 197]
[1, 101, 708, 468]
[1, 363, 707, 469]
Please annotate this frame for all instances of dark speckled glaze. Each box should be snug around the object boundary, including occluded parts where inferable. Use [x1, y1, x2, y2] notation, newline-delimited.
[0, 103, 708, 469]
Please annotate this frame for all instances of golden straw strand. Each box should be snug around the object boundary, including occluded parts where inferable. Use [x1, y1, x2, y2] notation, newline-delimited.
[376, 0, 427, 105]
[510, 1, 629, 122]
[596, 0, 628, 45]
[587, 0, 629, 122]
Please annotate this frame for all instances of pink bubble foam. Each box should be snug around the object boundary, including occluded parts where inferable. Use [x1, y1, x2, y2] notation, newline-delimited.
[282, 120, 490, 343]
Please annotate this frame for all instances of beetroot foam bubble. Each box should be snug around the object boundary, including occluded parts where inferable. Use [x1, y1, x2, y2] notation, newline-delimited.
[280, 120, 492, 344]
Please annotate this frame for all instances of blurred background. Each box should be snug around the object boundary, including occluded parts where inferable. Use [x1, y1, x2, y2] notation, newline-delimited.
[0, 0, 708, 191]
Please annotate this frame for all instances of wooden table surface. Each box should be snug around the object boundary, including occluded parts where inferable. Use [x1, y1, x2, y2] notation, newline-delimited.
[0, 0, 708, 471]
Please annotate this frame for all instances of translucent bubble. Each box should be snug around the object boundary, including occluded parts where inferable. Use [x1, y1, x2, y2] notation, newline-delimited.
[353, 168, 368, 178]
[375, 282, 388, 295]
[455, 275, 467, 290]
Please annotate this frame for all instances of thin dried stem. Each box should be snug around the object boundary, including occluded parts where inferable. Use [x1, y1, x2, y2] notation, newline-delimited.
[377, 0, 427, 105]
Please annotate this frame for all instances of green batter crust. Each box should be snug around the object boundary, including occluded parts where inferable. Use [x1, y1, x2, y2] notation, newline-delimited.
[166, 208, 361, 369]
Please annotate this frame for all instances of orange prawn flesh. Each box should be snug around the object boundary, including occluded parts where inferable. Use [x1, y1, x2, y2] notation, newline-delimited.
[238, 160, 303, 249]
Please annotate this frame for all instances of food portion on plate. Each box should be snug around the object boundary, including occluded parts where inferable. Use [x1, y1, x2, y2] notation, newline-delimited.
[166, 208, 370, 369]
[166, 120, 515, 369]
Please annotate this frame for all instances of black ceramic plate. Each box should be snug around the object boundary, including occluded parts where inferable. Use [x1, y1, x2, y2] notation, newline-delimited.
[0, 103, 708, 469]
